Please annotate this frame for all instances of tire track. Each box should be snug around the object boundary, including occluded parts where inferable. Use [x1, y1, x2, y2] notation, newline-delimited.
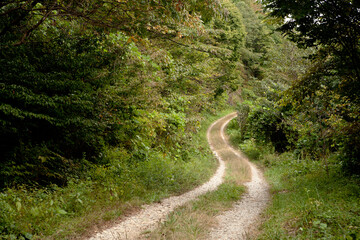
[208, 118, 270, 240]
[88, 113, 236, 240]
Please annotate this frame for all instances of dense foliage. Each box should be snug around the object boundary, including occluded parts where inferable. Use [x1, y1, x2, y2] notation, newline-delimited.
[0, 0, 227, 188]
[224, 1, 360, 238]
[233, 0, 360, 174]
[2, 0, 358, 238]
[263, 0, 360, 173]
[0, 0, 251, 238]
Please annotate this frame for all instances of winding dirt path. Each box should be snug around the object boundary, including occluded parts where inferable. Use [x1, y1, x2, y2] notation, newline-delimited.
[89, 113, 234, 240]
[207, 112, 270, 239]
[208, 153, 270, 239]
[88, 112, 269, 240]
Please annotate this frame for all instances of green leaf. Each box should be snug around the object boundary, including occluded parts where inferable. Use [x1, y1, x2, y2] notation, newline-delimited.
[57, 209, 67, 215]
[16, 201, 22, 211]
[24, 232, 33, 239]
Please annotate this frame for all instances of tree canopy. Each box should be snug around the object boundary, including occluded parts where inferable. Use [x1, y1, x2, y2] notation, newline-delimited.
[1, 0, 221, 45]
[263, 0, 360, 98]
[0, 0, 247, 189]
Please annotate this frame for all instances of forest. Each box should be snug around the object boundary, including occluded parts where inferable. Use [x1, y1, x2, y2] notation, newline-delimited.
[0, 0, 359, 239]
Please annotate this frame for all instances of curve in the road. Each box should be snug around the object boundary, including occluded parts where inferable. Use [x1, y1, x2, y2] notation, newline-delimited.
[208, 119, 270, 240]
[88, 113, 236, 240]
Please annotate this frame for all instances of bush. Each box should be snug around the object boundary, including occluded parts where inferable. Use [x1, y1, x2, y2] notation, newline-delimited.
[339, 125, 360, 175]
[245, 100, 295, 153]
[0, 31, 120, 187]
[239, 139, 263, 160]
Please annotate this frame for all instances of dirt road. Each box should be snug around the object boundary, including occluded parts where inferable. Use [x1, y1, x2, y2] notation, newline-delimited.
[88, 113, 269, 240]
[207, 112, 270, 239]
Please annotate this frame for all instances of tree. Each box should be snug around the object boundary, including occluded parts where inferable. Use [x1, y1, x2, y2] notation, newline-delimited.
[262, 0, 360, 102]
[263, 0, 360, 174]
[1, 0, 220, 45]
[0, 0, 223, 187]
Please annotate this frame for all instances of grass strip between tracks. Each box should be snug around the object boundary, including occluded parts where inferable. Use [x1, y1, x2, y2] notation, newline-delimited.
[147, 112, 250, 240]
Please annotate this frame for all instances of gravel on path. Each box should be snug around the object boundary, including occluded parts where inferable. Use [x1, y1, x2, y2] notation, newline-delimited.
[208, 137, 270, 240]
[88, 113, 236, 240]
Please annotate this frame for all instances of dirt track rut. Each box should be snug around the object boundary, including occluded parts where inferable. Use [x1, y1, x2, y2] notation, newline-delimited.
[88, 113, 269, 240]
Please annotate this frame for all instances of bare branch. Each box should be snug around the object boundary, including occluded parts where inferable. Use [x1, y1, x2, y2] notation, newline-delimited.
[13, 9, 51, 46]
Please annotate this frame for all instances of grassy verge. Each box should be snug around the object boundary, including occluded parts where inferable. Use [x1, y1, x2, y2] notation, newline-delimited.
[0, 109, 234, 240]
[147, 112, 248, 240]
[227, 118, 360, 240]
[257, 153, 360, 240]
[147, 182, 245, 240]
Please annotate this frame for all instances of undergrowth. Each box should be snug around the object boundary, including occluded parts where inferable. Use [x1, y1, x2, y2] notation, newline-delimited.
[0, 110, 233, 239]
[257, 153, 360, 240]
[227, 118, 360, 240]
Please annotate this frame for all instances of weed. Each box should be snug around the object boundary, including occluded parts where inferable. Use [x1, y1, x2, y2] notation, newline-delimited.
[256, 152, 360, 240]
[226, 120, 360, 240]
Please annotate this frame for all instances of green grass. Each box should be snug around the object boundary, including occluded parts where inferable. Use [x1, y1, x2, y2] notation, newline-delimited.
[148, 182, 245, 240]
[226, 120, 360, 240]
[0, 109, 235, 240]
[256, 154, 360, 240]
